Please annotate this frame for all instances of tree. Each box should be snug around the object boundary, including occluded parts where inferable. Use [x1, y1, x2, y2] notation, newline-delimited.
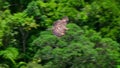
[31, 23, 120, 68]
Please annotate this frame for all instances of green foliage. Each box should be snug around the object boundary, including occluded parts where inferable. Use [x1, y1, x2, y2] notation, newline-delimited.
[24, 62, 43, 68]
[0, 10, 12, 46]
[0, 0, 120, 68]
[0, 47, 19, 60]
[7, 12, 39, 30]
[0, 47, 19, 67]
[0, 10, 39, 47]
[24, 0, 83, 27]
[24, 0, 120, 41]
[79, 0, 120, 41]
[0, 47, 27, 68]
[0, 64, 9, 68]
[7, 0, 33, 13]
[32, 23, 120, 68]
[0, 0, 9, 10]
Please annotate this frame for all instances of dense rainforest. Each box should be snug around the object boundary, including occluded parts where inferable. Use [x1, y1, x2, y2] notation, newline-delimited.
[0, 0, 120, 68]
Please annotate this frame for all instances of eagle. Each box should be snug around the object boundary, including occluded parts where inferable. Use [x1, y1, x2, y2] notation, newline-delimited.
[52, 16, 69, 37]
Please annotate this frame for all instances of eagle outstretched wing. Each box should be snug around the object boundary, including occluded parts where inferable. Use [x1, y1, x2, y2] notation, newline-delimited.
[52, 17, 69, 37]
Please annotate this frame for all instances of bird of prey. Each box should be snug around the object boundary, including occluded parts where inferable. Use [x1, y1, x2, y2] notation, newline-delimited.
[52, 16, 69, 37]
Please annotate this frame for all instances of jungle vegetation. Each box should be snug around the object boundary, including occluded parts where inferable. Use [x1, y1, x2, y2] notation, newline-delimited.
[0, 0, 120, 68]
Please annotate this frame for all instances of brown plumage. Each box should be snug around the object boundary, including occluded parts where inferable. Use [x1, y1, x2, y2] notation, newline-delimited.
[52, 17, 69, 37]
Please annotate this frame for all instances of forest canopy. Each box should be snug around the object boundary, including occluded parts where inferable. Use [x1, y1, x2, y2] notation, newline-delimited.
[0, 0, 120, 68]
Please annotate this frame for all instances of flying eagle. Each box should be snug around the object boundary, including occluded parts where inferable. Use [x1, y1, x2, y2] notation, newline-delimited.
[52, 16, 69, 37]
